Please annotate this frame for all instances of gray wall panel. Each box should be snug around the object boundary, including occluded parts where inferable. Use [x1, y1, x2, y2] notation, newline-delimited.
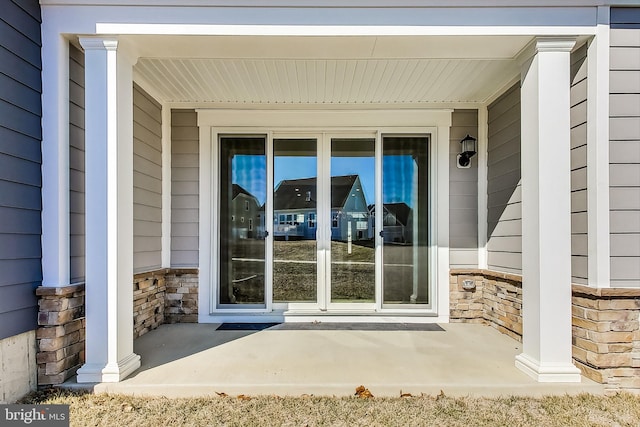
[570, 43, 588, 283]
[0, 0, 43, 340]
[0, 16, 40, 68]
[171, 110, 199, 267]
[487, 83, 522, 274]
[133, 84, 163, 273]
[449, 110, 479, 267]
[69, 43, 85, 283]
[610, 24, 640, 287]
[612, 7, 640, 27]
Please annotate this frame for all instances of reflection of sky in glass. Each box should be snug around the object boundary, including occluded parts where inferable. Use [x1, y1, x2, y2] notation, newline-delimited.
[232, 155, 266, 205]
[274, 157, 317, 188]
[383, 155, 415, 207]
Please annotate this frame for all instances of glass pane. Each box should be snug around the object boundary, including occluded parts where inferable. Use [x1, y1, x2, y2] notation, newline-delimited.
[273, 139, 317, 302]
[219, 136, 266, 305]
[382, 136, 429, 305]
[330, 138, 376, 303]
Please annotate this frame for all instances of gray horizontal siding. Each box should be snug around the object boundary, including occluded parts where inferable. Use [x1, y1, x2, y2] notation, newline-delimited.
[449, 109, 478, 268]
[610, 20, 640, 287]
[570, 43, 588, 285]
[171, 110, 199, 267]
[487, 83, 522, 275]
[611, 7, 640, 29]
[133, 84, 163, 273]
[0, 0, 41, 340]
[69, 43, 85, 283]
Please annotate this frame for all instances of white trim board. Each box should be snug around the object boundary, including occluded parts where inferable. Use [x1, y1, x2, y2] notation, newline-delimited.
[197, 109, 452, 322]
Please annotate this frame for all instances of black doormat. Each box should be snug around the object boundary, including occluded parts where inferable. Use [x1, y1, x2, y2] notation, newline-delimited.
[216, 323, 281, 331]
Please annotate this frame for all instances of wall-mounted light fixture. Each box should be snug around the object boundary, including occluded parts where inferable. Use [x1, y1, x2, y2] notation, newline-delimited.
[456, 134, 477, 168]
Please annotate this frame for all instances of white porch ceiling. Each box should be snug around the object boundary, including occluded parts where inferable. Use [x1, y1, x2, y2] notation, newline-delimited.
[131, 35, 530, 105]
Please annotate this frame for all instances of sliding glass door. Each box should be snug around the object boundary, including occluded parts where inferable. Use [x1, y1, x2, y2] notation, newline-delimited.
[272, 138, 318, 303]
[329, 138, 376, 304]
[381, 135, 430, 306]
[216, 132, 431, 311]
[218, 135, 267, 307]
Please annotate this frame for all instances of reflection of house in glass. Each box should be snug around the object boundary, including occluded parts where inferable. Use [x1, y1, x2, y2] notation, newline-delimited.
[369, 202, 414, 244]
[230, 184, 260, 239]
[272, 175, 370, 241]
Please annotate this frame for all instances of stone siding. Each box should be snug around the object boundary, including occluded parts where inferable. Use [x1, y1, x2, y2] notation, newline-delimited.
[133, 270, 167, 339]
[572, 284, 640, 394]
[165, 269, 199, 323]
[450, 269, 523, 342]
[35, 284, 85, 385]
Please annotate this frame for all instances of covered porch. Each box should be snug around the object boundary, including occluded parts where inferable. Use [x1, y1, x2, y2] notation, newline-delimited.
[80, 323, 603, 397]
[38, 1, 615, 390]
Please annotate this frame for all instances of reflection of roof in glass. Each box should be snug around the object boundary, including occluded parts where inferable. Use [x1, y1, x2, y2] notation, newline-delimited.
[232, 183, 255, 200]
[274, 175, 358, 210]
[369, 202, 412, 226]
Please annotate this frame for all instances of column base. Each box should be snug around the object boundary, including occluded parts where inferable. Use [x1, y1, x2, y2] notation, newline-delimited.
[76, 353, 141, 383]
[515, 353, 582, 383]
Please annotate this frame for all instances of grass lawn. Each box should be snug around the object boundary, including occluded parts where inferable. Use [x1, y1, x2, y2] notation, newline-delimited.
[19, 389, 640, 427]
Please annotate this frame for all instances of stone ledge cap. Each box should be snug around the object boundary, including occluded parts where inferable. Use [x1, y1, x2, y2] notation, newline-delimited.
[572, 284, 640, 298]
[36, 284, 85, 297]
[450, 268, 522, 284]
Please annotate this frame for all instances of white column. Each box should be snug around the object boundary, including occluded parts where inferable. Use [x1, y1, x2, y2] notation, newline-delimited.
[515, 37, 582, 382]
[41, 30, 70, 288]
[76, 37, 140, 383]
[587, 6, 611, 288]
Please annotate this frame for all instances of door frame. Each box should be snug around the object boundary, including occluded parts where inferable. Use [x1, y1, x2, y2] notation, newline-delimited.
[197, 109, 452, 322]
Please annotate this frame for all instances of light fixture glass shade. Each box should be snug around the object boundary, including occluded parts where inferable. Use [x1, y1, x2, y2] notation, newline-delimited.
[460, 134, 477, 156]
[457, 134, 477, 168]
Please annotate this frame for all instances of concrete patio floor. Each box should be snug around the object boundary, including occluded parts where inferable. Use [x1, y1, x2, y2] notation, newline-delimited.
[73, 323, 604, 398]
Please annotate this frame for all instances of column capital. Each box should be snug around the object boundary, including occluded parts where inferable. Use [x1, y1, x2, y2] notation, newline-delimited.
[517, 37, 577, 65]
[533, 37, 577, 53]
[79, 37, 118, 51]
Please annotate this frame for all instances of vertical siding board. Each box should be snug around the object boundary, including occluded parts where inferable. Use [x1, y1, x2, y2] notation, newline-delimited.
[487, 83, 522, 274]
[610, 14, 640, 287]
[0, 0, 41, 339]
[171, 109, 199, 267]
[133, 84, 163, 273]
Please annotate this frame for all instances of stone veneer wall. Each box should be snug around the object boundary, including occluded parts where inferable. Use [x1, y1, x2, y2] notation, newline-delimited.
[572, 284, 640, 394]
[451, 269, 640, 392]
[450, 269, 523, 341]
[36, 269, 198, 386]
[133, 270, 167, 339]
[165, 269, 199, 323]
[133, 268, 199, 337]
[35, 284, 85, 385]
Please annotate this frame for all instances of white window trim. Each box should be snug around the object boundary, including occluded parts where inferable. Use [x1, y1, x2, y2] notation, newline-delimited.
[197, 109, 451, 322]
